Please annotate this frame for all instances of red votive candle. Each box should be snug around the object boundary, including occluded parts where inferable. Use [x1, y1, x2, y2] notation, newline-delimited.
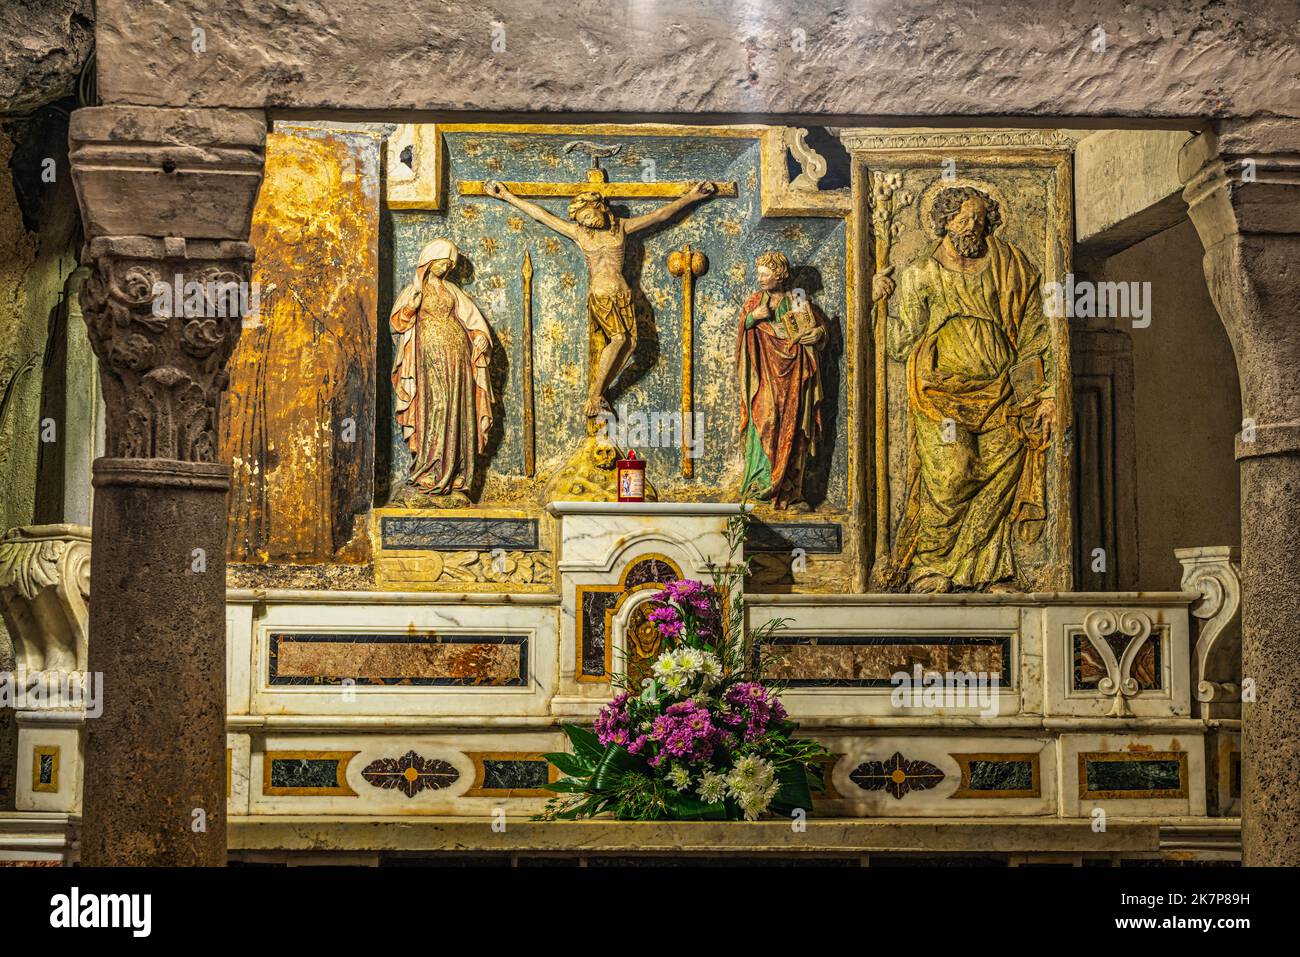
[616, 449, 646, 502]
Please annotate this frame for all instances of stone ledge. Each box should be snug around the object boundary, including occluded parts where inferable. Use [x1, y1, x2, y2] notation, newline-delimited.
[0, 812, 80, 859]
[228, 815, 1171, 854]
[225, 713, 1213, 733]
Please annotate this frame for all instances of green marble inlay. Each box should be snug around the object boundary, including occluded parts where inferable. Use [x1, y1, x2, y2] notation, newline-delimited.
[1086, 758, 1181, 793]
[38, 753, 54, 785]
[967, 759, 1033, 792]
[482, 759, 549, 791]
[271, 758, 340, 790]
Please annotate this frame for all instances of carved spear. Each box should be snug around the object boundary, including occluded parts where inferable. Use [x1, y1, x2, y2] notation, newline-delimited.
[870, 171, 911, 578]
[668, 244, 708, 478]
[522, 250, 535, 477]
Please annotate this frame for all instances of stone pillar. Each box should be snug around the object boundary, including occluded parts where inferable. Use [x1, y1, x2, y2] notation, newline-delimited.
[1180, 119, 1300, 866]
[69, 106, 265, 865]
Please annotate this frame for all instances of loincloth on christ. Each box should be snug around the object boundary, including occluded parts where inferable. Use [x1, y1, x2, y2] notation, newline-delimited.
[587, 290, 637, 345]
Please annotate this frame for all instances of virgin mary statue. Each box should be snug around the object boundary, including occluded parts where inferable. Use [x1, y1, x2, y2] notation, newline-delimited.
[390, 238, 494, 504]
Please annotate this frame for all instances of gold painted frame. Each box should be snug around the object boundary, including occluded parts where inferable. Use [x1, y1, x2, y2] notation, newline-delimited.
[1077, 750, 1189, 801]
[262, 750, 360, 797]
[386, 123, 859, 583]
[575, 552, 682, 682]
[852, 146, 1074, 591]
[465, 751, 559, 798]
[949, 751, 1041, 799]
[31, 745, 59, 794]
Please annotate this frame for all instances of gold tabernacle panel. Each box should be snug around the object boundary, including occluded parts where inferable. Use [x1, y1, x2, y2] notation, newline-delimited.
[848, 140, 1074, 594]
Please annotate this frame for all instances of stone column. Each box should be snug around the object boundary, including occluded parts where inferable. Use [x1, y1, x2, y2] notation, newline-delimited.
[69, 106, 265, 865]
[1180, 119, 1300, 866]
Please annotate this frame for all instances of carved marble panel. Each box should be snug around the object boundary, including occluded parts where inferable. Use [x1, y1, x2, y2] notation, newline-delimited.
[372, 507, 553, 592]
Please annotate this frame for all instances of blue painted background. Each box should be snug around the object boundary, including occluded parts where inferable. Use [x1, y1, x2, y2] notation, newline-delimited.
[389, 129, 849, 507]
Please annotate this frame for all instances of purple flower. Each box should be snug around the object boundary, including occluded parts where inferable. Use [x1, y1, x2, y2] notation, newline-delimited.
[646, 603, 685, 640]
[594, 691, 634, 747]
[722, 682, 787, 742]
[653, 579, 714, 608]
[646, 698, 727, 764]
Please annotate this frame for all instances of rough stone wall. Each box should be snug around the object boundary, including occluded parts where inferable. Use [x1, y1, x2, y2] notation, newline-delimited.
[0, 120, 82, 809]
[0, 114, 82, 531]
[0, 132, 44, 537]
[0, 0, 93, 806]
[94, 0, 1300, 119]
[0, 0, 94, 117]
[1101, 220, 1242, 590]
[0, 132, 35, 808]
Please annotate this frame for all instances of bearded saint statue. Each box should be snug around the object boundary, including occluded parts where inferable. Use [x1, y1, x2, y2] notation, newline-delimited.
[873, 184, 1057, 592]
[389, 238, 494, 506]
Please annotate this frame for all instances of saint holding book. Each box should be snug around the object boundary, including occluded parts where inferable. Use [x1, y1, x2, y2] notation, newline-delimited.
[737, 251, 827, 511]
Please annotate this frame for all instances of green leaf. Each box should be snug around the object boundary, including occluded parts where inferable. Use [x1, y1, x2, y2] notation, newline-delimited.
[560, 723, 604, 762]
[542, 779, 591, 793]
[665, 793, 728, 820]
[770, 762, 814, 813]
[590, 745, 647, 792]
[542, 751, 594, 777]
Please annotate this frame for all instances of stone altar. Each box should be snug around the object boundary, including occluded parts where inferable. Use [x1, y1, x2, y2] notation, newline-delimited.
[0, 102, 1261, 863]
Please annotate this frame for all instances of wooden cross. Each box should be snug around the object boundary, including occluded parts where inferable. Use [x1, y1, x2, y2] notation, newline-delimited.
[459, 164, 737, 199]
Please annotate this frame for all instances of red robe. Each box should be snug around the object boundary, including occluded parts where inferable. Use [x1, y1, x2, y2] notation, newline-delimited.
[736, 292, 824, 508]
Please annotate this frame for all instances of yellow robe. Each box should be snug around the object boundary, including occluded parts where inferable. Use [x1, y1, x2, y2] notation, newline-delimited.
[887, 237, 1053, 589]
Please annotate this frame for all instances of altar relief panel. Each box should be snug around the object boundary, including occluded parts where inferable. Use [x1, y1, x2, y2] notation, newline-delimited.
[849, 136, 1074, 593]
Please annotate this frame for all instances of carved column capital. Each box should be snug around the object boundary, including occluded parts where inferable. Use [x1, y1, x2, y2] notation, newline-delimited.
[1179, 119, 1300, 247]
[1180, 119, 1300, 459]
[67, 106, 264, 865]
[79, 236, 254, 466]
[0, 524, 92, 678]
[69, 106, 267, 472]
[69, 106, 267, 241]
[1182, 119, 1300, 864]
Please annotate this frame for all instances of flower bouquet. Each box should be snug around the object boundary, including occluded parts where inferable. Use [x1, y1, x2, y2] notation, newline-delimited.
[539, 517, 829, 821]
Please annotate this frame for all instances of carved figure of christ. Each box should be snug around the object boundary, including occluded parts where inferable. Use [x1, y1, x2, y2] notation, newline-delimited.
[484, 179, 716, 417]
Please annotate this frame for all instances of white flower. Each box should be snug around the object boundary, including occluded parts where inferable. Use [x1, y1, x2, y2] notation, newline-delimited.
[729, 775, 780, 821]
[726, 755, 778, 818]
[738, 785, 778, 821]
[697, 770, 728, 804]
[651, 651, 678, 679]
[666, 766, 691, 789]
[696, 652, 723, 687]
[729, 754, 775, 789]
[672, 649, 700, 673]
[661, 671, 691, 696]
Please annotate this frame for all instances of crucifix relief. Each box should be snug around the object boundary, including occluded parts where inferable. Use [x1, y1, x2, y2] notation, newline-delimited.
[471, 142, 733, 425]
